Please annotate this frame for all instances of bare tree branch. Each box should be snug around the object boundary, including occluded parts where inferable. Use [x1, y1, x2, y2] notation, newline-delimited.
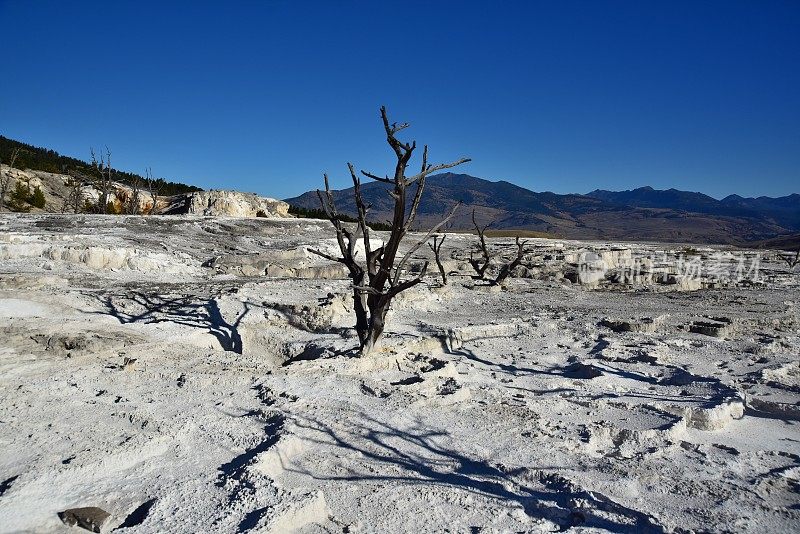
[62, 170, 85, 214]
[428, 234, 448, 285]
[312, 106, 469, 355]
[308, 247, 345, 264]
[780, 247, 800, 269]
[404, 156, 472, 186]
[389, 121, 410, 135]
[349, 163, 373, 267]
[353, 284, 382, 296]
[145, 168, 161, 215]
[387, 261, 429, 298]
[90, 146, 114, 214]
[469, 209, 493, 279]
[402, 145, 429, 233]
[360, 170, 393, 183]
[494, 237, 528, 285]
[393, 202, 460, 286]
[126, 174, 142, 215]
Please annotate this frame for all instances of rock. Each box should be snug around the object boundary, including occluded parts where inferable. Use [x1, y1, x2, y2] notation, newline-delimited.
[58, 507, 112, 533]
[183, 190, 290, 218]
[1, 242, 200, 274]
[600, 316, 664, 333]
[664, 397, 745, 431]
[563, 362, 603, 379]
[761, 361, 800, 389]
[266, 264, 348, 280]
[671, 399, 745, 430]
[608, 268, 654, 285]
[663, 274, 702, 291]
[205, 251, 348, 279]
[746, 393, 800, 421]
[688, 317, 735, 338]
[577, 268, 606, 285]
[563, 252, 609, 286]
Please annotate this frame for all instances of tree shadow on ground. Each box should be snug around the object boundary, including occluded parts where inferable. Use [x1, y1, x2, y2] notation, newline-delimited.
[84, 291, 252, 353]
[449, 345, 738, 406]
[214, 411, 285, 532]
[287, 412, 666, 533]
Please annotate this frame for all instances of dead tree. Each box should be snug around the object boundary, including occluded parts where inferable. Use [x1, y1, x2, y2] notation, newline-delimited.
[494, 237, 528, 285]
[0, 147, 21, 212]
[62, 171, 85, 214]
[781, 247, 800, 270]
[145, 168, 161, 215]
[125, 174, 142, 215]
[468, 209, 528, 285]
[428, 234, 448, 285]
[310, 106, 469, 355]
[90, 147, 114, 214]
[469, 210, 492, 279]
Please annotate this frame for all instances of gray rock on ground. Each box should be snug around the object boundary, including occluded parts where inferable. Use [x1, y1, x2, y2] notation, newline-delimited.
[58, 507, 111, 533]
[184, 190, 290, 217]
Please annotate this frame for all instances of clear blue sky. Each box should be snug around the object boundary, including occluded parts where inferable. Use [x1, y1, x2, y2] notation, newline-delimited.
[1, 1, 798, 199]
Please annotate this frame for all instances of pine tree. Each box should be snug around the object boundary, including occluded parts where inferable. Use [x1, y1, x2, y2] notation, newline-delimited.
[9, 181, 31, 212]
[31, 186, 46, 208]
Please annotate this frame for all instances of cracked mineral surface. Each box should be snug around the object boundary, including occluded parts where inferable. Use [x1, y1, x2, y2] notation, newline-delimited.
[0, 214, 798, 532]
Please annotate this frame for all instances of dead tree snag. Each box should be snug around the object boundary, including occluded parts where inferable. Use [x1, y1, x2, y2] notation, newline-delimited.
[145, 168, 161, 215]
[469, 209, 492, 280]
[781, 247, 800, 270]
[428, 234, 448, 285]
[494, 237, 528, 285]
[90, 147, 114, 214]
[310, 106, 469, 355]
[469, 209, 528, 285]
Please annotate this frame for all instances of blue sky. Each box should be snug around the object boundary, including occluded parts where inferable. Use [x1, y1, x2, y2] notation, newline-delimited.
[1, 1, 798, 199]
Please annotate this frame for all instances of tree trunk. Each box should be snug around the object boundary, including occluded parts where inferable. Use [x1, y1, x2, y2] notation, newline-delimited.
[309, 107, 469, 357]
[435, 257, 447, 285]
[351, 272, 370, 346]
[361, 302, 389, 356]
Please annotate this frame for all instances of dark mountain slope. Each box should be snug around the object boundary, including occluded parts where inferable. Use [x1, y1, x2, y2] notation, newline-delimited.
[720, 193, 800, 230]
[286, 174, 797, 245]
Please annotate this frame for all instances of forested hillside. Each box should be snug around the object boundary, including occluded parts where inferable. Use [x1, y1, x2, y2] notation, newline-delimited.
[0, 136, 202, 196]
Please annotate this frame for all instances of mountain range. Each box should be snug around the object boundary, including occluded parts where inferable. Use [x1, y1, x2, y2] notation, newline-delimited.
[3, 132, 797, 246]
[286, 173, 800, 245]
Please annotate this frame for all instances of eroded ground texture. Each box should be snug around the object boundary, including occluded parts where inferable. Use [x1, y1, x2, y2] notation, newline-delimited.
[0, 214, 798, 533]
